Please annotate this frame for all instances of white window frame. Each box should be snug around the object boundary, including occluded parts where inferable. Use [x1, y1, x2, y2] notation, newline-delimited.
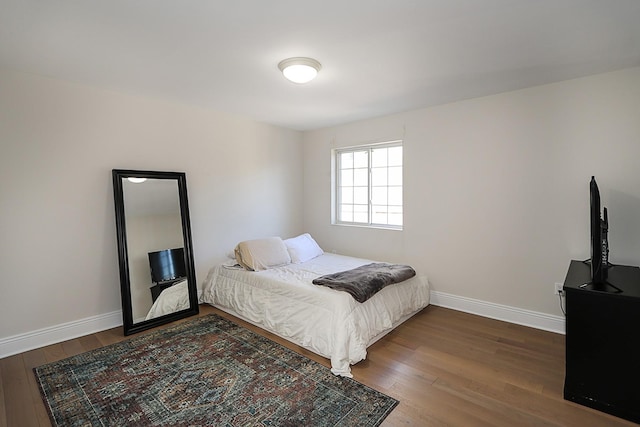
[332, 140, 403, 230]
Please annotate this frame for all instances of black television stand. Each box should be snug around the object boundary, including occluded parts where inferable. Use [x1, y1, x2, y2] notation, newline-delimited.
[578, 281, 622, 293]
[579, 259, 623, 293]
[563, 260, 640, 423]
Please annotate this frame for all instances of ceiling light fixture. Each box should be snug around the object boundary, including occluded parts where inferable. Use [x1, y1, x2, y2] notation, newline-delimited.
[278, 57, 322, 84]
[127, 177, 147, 183]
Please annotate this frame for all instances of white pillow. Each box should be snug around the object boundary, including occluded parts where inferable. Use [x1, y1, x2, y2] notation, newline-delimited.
[284, 233, 324, 263]
[234, 237, 291, 271]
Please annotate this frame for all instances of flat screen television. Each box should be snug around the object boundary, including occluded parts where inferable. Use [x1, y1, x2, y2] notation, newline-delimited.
[148, 247, 186, 284]
[590, 176, 607, 284]
[586, 176, 620, 292]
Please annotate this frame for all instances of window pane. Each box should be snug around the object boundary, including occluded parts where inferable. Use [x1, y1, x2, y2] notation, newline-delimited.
[353, 168, 368, 186]
[371, 167, 387, 186]
[371, 148, 387, 167]
[341, 187, 353, 204]
[353, 151, 368, 168]
[340, 206, 353, 222]
[335, 143, 402, 229]
[340, 169, 353, 186]
[371, 187, 387, 205]
[388, 186, 402, 205]
[354, 187, 368, 204]
[388, 146, 402, 166]
[389, 206, 402, 225]
[340, 152, 353, 169]
[372, 205, 388, 224]
[354, 204, 368, 223]
[388, 212, 403, 226]
[388, 166, 402, 186]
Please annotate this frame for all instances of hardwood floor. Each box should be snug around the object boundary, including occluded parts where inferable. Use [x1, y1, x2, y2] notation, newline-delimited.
[1, 304, 634, 426]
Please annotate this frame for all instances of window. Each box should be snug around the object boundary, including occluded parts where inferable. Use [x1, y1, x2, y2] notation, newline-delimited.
[334, 141, 403, 229]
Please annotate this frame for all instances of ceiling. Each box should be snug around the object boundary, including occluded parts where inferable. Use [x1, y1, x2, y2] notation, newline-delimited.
[2, 1, 640, 131]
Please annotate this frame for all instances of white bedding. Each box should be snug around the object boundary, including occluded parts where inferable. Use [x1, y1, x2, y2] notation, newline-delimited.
[145, 279, 190, 320]
[199, 253, 430, 376]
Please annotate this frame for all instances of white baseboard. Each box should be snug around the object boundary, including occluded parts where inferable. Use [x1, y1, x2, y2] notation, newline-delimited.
[0, 311, 123, 359]
[429, 291, 566, 335]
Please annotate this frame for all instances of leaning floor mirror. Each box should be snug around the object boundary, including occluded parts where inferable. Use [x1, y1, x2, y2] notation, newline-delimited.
[112, 169, 199, 335]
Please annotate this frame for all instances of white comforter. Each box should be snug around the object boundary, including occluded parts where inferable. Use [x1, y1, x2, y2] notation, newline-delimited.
[199, 253, 430, 376]
[145, 279, 190, 320]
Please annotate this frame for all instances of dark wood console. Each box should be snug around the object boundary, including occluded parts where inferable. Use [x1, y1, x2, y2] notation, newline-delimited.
[563, 260, 640, 423]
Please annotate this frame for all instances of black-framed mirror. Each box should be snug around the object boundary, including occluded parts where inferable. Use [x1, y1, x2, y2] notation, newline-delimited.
[112, 169, 199, 335]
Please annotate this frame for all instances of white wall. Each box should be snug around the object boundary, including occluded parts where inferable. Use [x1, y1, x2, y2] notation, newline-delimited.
[302, 67, 640, 319]
[0, 68, 303, 341]
[3, 65, 639, 351]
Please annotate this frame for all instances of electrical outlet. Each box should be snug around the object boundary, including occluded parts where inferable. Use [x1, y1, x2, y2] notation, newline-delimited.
[554, 282, 564, 295]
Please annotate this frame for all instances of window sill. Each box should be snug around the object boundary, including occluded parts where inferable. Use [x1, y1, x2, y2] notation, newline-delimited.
[332, 222, 403, 231]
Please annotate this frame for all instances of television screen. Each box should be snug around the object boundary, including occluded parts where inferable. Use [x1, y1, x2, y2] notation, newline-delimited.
[586, 177, 621, 292]
[148, 247, 186, 284]
[590, 176, 605, 284]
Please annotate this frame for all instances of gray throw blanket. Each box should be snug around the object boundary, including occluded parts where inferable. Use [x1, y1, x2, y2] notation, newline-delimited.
[312, 262, 416, 303]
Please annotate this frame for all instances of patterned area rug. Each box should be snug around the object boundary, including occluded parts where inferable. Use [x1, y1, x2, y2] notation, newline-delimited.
[34, 314, 398, 426]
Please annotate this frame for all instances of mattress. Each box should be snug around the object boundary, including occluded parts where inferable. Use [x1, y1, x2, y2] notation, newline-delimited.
[199, 253, 430, 376]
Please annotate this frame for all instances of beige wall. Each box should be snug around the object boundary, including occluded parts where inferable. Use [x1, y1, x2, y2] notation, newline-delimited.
[302, 67, 640, 317]
[0, 68, 303, 339]
[3, 64, 640, 346]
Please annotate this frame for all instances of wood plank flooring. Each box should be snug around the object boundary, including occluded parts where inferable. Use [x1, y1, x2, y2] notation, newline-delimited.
[1, 304, 635, 426]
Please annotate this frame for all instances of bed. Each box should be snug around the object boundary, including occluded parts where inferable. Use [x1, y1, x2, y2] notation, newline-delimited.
[145, 279, 190, 320]
[199, 234, 430, 377]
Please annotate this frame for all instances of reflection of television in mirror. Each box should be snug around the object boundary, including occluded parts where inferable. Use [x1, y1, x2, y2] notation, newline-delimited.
[582, 177, 621, 293]
[148, 248, 186, 284]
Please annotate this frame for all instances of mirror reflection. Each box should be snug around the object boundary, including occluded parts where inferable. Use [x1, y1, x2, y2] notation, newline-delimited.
[122, 178, 185, 321]
[113, 170, 198, 335]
